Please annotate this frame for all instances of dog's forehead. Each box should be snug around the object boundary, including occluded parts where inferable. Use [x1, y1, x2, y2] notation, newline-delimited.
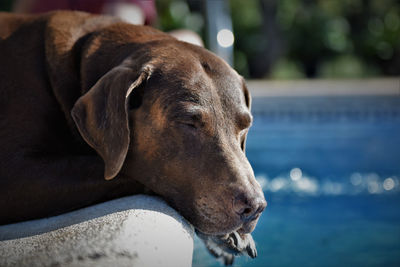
[199, 61, 249, 116]
[144, 41, 249, 116]
[163, 54, 246, 108]
[163, 65, 247, 116]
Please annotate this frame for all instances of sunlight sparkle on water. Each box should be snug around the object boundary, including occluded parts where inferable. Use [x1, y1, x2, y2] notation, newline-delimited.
[290, 168, 302, 181]
[256, 175, 268, 191]
[383, 177, 395, 191]
[270, 177, 287, 192]
[350, 173, 363, 186]
[295, 177, 318, 194]
[257, 170, 399, 196]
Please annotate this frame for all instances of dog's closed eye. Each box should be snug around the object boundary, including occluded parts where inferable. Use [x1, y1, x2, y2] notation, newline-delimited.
[170, 102, 207, 130]
[176, 112, 204, 130]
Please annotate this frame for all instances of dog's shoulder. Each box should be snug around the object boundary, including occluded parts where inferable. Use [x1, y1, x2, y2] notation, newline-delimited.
[0, 10, 121, 43]
[0, 12, 35, 40]
[45, 10, 120, 38]
[0, 11, 108, 46]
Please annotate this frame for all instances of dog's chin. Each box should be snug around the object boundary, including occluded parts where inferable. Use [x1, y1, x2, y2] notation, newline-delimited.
[193, 221, 242, 236]
[195, 217, 260, 236]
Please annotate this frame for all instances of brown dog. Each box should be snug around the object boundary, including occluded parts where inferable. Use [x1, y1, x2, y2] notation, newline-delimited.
[0, 11, 266, 264]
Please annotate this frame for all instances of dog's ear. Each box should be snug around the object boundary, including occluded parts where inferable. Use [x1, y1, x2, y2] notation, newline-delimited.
[242, 79, 251, 111]
[71, 66, 151, 180]
[241, 79, 251, 152]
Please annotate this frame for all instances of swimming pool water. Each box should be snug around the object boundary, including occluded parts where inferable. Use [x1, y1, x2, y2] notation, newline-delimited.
[193, 95, 400, 267]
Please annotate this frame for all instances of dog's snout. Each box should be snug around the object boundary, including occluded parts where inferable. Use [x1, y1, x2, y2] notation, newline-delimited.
[233, 193, 267, 222]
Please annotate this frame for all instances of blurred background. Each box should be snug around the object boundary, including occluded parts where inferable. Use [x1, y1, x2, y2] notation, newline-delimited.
[1, 0, 399, 266]
[157, 0, 400, 79]
[1, 0, 399, 79]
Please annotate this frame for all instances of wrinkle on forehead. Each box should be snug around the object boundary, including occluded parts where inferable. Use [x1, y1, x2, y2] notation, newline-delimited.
[152, 65, 214, 109]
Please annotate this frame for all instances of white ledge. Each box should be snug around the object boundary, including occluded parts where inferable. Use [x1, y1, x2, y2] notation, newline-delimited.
[0, 195, 194, 267]
[248, 78, 400, 97]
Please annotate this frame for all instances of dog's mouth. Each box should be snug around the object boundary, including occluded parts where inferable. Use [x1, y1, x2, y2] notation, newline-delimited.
[194, 215, 260, 243]
[237, 215, 260, 234]
[191, 207, 262, 236]
[189, 193, 265, 236]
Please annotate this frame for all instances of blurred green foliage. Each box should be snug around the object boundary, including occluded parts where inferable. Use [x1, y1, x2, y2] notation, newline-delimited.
[0, 0, 13, 11]
[156, 0, 204, 34]
[157, 0, 400, 79]
[1, 0, 398, 79]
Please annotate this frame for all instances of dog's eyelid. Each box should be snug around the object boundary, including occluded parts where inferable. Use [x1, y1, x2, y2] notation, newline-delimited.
[172, 108, 206, 130]
[175, 111, 203, 123]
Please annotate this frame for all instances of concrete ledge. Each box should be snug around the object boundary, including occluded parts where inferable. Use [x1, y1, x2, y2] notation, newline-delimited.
[0, 195, 194, 267]
[248, 78, 400, 97]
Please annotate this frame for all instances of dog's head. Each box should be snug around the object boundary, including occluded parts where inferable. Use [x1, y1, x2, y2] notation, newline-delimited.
[72, 40, 266, 235]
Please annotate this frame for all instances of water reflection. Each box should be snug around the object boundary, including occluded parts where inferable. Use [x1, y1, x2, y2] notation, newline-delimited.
[383, 177, 395, 191]
[289, 167, 302, 181]
[256, 168, 399, 196]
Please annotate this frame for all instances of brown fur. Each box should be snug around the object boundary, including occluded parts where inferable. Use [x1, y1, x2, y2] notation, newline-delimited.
[0, 11, 266, 263]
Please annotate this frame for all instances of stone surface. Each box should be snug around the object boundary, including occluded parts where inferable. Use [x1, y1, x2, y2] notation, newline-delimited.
[248, 78, 400, 97]
[0, 195, 194, 267]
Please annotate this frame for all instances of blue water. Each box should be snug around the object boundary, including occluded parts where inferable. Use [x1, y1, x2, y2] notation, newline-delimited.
[193, 95, 400, 266]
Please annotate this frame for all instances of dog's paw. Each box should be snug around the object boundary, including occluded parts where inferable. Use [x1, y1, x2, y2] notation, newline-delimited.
[196, 231, 257, 265]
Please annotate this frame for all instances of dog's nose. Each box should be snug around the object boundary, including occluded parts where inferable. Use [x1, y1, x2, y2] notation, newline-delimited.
[233, 193, 267, 222]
